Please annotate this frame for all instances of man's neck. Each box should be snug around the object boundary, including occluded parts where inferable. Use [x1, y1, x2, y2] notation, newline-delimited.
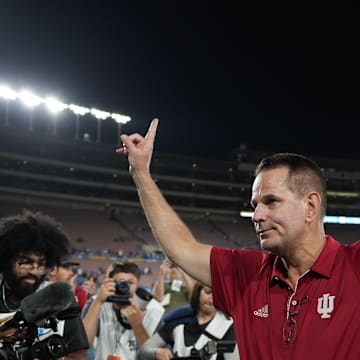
[283, 235, 327, 290]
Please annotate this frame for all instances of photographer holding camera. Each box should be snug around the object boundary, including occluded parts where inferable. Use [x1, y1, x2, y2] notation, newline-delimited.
[82, 261, 164, 360]
[0, 209, 89, 360]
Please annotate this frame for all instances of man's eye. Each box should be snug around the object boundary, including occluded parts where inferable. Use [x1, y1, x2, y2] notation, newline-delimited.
[266, 198, 277, 205]
[18, 257, 31, 264]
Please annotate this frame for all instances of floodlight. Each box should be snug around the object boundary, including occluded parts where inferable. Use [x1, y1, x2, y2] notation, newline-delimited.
[18, 90, 43, 107]
[69, 104, 90, 116]
[90, 108, 111, 120]
[45, 97, 68, 113]
[0, 85, 17, 100]
[111, 113, 131, 124]
[1, 83, 132, 141]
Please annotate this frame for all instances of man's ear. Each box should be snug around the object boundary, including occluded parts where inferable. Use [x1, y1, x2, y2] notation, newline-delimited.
[305, 192, 322, 222]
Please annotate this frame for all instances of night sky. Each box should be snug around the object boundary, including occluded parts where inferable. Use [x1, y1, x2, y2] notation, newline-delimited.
[0, 2, 359, 161]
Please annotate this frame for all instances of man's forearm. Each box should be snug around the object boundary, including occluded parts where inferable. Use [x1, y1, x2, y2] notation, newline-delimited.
[134, 173, 196, 261]
[82, 298, 102, 345]
[132, 322, 151, 347]
[137, 333, 167, 360]
[133, 172, 212, 286]
[152, 275, 165, 302]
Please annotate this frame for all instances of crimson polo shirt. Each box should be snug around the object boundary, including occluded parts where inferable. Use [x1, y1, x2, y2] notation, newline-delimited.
[210, 235, 360, 360]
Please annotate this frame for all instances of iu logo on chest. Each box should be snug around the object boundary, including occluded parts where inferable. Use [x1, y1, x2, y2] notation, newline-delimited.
[317, 293, 335, 319]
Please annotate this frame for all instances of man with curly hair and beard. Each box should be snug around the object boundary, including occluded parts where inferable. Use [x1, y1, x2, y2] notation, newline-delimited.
[0, 209, 89, 360]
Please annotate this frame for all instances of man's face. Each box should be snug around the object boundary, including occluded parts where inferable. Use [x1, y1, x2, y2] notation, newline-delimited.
[3, 252, 46, 298]
[48, 265, 75, 282]
[251, 166, 307, 254]
[199, 287, 215, 316]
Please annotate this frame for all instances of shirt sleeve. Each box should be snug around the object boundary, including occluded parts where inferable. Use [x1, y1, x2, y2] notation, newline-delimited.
[350, 240, 360, 282]
[210, 246, 265, 316]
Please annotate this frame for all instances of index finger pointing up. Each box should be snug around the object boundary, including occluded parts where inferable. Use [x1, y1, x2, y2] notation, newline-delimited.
[145, 118, 159, 142]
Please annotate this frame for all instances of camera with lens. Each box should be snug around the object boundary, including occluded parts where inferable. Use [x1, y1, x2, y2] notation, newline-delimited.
[106, 279, 130, 304]
[28, 333, 68, 360]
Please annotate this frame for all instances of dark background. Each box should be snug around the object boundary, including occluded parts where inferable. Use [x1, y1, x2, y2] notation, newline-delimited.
[0, 2, 359, 160]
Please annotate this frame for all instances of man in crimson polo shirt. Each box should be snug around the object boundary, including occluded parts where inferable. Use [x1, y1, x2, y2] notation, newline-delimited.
[211, 235, 360, 359]
[119, 119, 360, 360]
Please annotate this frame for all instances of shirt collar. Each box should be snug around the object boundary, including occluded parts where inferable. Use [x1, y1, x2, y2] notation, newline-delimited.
[270, 235, 340, 285]
[310, 235, 340, 277]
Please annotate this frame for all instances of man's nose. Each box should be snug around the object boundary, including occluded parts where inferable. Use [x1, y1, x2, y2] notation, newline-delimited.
[252, 205, 266, 224]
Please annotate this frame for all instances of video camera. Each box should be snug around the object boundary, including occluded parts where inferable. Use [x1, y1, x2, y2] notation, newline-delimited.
[173, 340, 237, 360]
[0, 282, 79, 360]
[0, 316, 69, 360]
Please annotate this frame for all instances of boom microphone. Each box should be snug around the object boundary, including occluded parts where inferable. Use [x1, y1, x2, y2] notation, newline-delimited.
[0, 281, 76, 342]
[19, 281, 75, 323]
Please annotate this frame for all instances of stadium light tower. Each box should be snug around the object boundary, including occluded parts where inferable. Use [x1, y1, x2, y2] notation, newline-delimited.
[68, 104, 90, 140]
[0, 85, 17, 126]
[1, 83, 132, 143]
[18, 90, 43, 131]
[112, 113, 131, 146]
[90, 108, 111, 143]
[45, 97, 69, 136]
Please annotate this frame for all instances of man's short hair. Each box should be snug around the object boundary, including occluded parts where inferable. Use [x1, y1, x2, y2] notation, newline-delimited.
[255, 153, 327, 216]
[106, 261, 141, 279]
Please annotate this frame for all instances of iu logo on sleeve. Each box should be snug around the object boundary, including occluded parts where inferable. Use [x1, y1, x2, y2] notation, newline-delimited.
[317, 293, 335, 319]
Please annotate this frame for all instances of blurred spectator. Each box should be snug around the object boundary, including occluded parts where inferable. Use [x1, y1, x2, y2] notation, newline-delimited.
[152, 260, 195, 312]
[45, 258, 88, 310]
[82, 276, 97, 299]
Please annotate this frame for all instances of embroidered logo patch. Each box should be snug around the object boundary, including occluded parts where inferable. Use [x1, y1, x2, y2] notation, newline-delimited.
[253, 304, 269, 318]
[317, 293, 335, 319]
